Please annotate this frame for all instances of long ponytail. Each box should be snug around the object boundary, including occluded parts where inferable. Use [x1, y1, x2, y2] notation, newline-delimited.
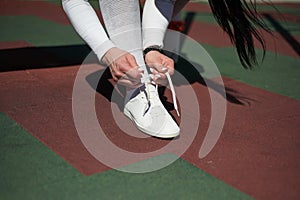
[208, 0, 269, 69]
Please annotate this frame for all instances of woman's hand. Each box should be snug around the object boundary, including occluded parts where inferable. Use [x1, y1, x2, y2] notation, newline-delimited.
[144, 50, 174, 85]
[102, 47, 143, 88]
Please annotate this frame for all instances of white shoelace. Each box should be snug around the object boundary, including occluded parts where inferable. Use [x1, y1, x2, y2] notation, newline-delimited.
[165, 72, 180, 117]
[142, 71, 180, 117]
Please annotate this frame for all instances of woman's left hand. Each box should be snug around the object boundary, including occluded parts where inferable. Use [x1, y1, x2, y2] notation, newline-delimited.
[144, 50, 174, 86]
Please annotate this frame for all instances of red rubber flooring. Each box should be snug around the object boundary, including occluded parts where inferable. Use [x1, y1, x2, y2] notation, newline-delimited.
[0, 64, 299, 199]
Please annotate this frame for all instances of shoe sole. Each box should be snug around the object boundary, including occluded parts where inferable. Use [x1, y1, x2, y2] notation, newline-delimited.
[123, 108, 180, 139]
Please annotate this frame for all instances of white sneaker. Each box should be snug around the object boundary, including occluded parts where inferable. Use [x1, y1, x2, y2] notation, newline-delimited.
[124, 82, 180, 138]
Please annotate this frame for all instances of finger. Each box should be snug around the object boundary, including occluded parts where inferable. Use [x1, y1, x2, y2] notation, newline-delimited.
[109, 67, 120, 82]
[117, 66, 143, 83]
[126, 55, 144, 79]
[149, 68, 167, 82]
[114, 70, 126, 79]
[163, 62, 174, 75]
[126, 67, 143, 80]
[151, 75, 168, 86]
[119, 73, 142, 85]
[119, 73, 141, 84]
[149, 67, 159, 75]
[162, 59, 175, 75]
[150, 73, 167, 82]
[118, 55, 143, 80]
[150, 63, 168, 74]
[118, 79, 143, 88]
[149, 64, 168, 81]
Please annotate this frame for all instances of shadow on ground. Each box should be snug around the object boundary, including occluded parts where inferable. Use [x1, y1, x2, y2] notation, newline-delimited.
[85, 52, 252, 114]
[0, 42, 256, 112]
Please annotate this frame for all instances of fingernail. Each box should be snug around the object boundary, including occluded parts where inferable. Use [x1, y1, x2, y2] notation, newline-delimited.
[162, 67, 167, 71]
[150, 74, 155, 79]
[149, 68, 154, 73]
[138, 68, 144, 72]
[155, 74, 161, 78]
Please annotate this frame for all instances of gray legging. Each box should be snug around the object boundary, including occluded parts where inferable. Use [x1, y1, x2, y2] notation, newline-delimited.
[98, 0, 180, 75]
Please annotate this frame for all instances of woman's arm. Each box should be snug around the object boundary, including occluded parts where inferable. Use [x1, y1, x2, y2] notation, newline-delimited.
[62, 0, 115, 61]
[142, 0, 176, 50]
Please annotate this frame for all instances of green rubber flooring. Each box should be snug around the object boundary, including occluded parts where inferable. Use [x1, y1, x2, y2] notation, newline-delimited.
[0, 113, 251, 200]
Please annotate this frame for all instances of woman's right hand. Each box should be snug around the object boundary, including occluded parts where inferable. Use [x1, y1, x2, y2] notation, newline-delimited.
[102, 47, 143, 88]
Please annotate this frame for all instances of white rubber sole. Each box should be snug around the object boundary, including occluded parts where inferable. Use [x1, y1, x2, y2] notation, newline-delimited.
[123, 108, 180, 139]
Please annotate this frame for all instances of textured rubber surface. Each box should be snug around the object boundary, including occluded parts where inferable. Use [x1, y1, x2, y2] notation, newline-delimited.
[0, 0, 299, 199]
[0, 113, 250, 200]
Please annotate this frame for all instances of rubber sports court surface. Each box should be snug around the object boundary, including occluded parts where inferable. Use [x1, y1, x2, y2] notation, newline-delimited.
[0, 0, 299, 199]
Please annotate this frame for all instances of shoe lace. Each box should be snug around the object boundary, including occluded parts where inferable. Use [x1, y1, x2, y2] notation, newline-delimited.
[165, 72, 180, 117]
[141, 71, 180, 117]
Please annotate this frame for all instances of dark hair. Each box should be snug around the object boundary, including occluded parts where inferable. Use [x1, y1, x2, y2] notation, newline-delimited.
[208, 0, 270, 69]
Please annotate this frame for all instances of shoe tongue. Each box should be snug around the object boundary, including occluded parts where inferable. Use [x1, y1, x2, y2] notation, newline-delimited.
[146, 83, 156, 92]
[127, 85, 145, 102]
[145, 84, 158, 97]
